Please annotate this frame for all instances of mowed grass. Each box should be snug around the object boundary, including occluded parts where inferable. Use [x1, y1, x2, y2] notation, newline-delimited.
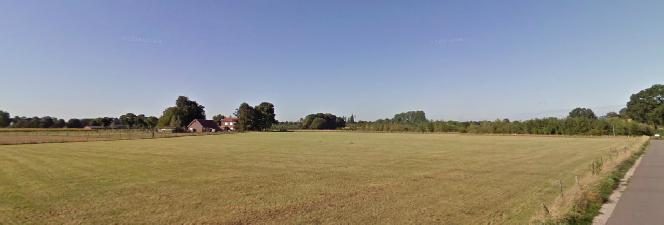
[0, 132, 641, 224]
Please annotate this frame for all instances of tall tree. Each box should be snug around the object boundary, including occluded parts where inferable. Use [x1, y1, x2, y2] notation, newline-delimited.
[174, 96, 206, 127]
[568, 108, 597, 119]
[158, 107, 178, 127]
[157, 96, 206, 128]
[625, 84, 664, 126]
[0, 110, 9, 127]
[235, 103, 256, 131]
[254, 102, 276, 131]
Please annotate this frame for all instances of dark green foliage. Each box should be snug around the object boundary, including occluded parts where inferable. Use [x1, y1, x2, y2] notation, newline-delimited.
[392, 111, 427, 123]
[568, 108, 597, 119]
[234, 102, 278, 131]
[309, 117, 327, 129]
[273, 121, 301, 130]
[235, 103, 256, 131]
[301, 113, 346, 130]
[174, 96, 206, 127]
[349, 116, 653, 136]
[158, 107, 178, 127]
[9, 116, 68, 128]
[212, 114, 225, 121]
[145, 116, 159, 128]
[120, 113, 137, 128]
[54, 119, 66, 128]
[0, 110, 9, 127]
[66, 119, 83, 128]
[254, 102, 277, 131]
[625, 84, 664, 126]
[118, 113, 157, 128]
[39, 116, 54, 128]
[156, 96, 206, 128]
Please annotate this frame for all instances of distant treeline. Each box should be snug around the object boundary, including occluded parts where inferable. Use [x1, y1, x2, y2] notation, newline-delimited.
[0, 113, 159, 129]
[1, 84, 663, 136]
[287, 84, 664, 136]
[0, 96, 276, 131]
[346, 113, 654, 136]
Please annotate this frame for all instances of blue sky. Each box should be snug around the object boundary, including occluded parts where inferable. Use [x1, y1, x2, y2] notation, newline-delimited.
[1, 1, 663, 121]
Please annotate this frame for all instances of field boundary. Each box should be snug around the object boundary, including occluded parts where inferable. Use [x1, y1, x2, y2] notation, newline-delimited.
[590, 149, 644, 224]
[533, 136, 650, 224]
[0, 129, 234, 145]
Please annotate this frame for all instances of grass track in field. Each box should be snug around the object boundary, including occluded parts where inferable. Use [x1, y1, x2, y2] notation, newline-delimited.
[0, 132, 641, 224]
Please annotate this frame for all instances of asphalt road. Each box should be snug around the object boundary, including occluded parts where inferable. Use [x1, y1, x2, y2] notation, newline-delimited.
[607, 140, 664, 225]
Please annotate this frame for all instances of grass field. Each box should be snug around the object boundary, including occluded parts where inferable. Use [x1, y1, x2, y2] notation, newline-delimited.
[0, 129, 207, 145]
[0, 132, 644, 224]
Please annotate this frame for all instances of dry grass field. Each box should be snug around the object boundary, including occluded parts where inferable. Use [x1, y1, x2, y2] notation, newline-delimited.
[0, 132, 644, 224]
[0, 129, 206, 145]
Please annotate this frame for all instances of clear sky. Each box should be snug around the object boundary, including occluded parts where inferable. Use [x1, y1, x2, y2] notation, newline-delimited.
[1, 1, 663, 121]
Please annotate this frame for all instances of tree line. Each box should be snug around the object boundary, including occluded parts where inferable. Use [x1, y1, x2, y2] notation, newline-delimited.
[295, 84, 664, 135]
[234, 102, 277, 131]
[1, 84, 663, 135]
[346, 111, 654, 136]
[0, 96, 279, 132]
[0, 112, 159, 129]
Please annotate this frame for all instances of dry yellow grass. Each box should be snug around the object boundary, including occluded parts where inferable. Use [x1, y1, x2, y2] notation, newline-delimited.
[532, 136, 649, 223]
[0, 132, 644, 224]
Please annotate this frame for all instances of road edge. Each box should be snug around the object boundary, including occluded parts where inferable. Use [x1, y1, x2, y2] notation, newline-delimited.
[591, 148, 646, 225]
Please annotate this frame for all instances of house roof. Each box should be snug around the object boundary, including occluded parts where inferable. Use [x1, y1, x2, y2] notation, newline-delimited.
[188, 119, 222, 129]
[222, 117, 239, 122]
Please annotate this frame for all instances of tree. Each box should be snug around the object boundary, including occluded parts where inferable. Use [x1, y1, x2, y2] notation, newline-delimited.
[309, 117, 327, 129]
[348, 114, 355, 124]
[335, 117, 346, 128]
[625, 84, 664, 127]
[254, 102, 276, 131]
[39, 116, 54, 128]
[568, 108, 597, 119]
[0, 110, 9, 127]
[212, 114, 226, 121]
[54, 119, 66, 128]
[145, 116, 159, 128]
[301, 113, 342, 129]
[648, 105, 664, 128]
[235, 103, 256, 132]
[157, 96, 206, 128]
[174, 96, 206, 127]
[392, 111, 427, 123]
[120, 113, 138, 128]
[158, 107, 178, 127]
[66, 118, 83, 128]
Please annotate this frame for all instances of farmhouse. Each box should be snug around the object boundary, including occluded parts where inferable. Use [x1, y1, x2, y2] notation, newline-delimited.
[187, 119, 222, 133]
[219, 117, 238, 131]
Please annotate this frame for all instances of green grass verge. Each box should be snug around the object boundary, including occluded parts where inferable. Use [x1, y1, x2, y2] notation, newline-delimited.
[559, 140, 650, 224]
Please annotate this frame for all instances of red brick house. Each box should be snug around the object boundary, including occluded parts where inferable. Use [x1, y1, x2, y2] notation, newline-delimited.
[219, 117, 239, 131]
[186, 119, 222, 133]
